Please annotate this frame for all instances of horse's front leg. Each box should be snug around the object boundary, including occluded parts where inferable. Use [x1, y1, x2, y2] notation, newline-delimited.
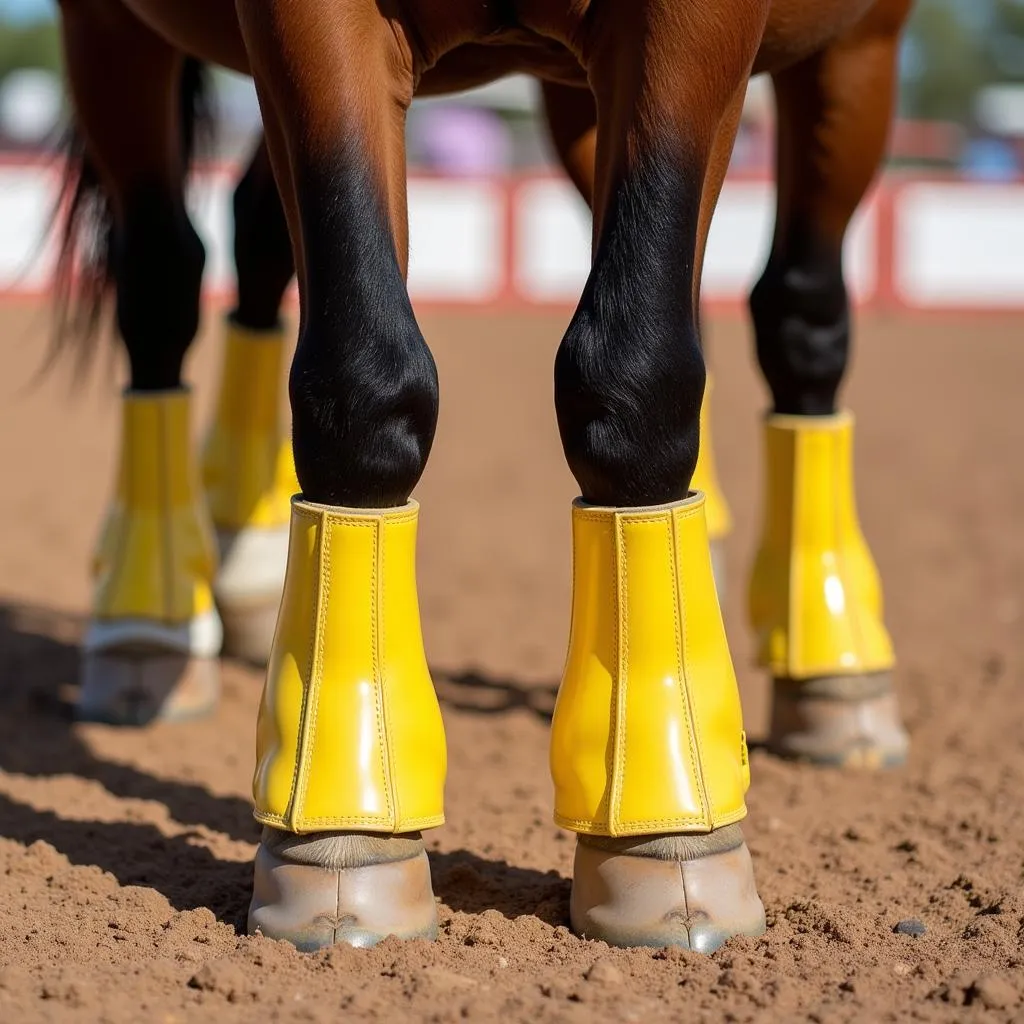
[549, 0, 770, 951]
[236, 1, 445, 950]
[540, 80, 734, 602]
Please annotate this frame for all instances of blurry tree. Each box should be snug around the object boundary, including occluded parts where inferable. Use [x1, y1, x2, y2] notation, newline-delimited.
[900, 2, 987, 122]
[901, 0, 1024, 123]
[988, 0, 1024, 80]
[0, 19, 60, 80]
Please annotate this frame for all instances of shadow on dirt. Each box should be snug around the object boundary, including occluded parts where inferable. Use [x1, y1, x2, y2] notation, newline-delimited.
[0, 791, 256, 929]
[0, 602, 259, 845]
[432, 668, 557, 723]
[0, 601, 568, 930]
[431, 848, 569, 927]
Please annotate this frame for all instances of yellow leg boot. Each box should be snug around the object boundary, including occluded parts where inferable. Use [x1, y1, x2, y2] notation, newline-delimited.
[79, 390, 221, 725]
[248, 500, 446, 950]
[691, 374, 732, 603]
[748, 412, 908, 768]
[551, 495, 765, 952]
[202, 320, 299, 665]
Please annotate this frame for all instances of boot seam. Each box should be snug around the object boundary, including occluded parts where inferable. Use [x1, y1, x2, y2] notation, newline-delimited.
[287, 508, 330, 828]
[376, 516, 398, 829]
[610, 514, 627, 834]
[254, 810, 444, 831]
[670, 508, 711, 828]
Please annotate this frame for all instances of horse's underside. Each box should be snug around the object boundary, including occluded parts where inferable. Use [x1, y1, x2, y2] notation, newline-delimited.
[101, 0, 897, 86]
[54, 0, 913, 953]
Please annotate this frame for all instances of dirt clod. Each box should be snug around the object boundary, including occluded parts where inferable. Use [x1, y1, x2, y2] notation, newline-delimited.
[586, 960, 624, 985]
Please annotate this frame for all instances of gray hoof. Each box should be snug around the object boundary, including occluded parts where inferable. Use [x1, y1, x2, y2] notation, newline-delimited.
[77, 651, 219, 725]
[570, 826, 766, 952]
[217, 598, 279, 666]
[770, 672, 909, 769]
[709, 537, 727, 607]
[214, 526, 287, 666]
[248, 830, 438, 951]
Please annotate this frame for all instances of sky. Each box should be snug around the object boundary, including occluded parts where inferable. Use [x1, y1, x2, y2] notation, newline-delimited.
[0, 0, 53, 23]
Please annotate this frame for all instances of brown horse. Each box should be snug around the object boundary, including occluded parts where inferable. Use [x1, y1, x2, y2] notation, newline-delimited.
[53, 0, 913, 952]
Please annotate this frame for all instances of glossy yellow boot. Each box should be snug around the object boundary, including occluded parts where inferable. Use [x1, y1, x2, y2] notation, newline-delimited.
[202, 319, 299, 664]
[248, 499, 446, 950]
[79, 390, 221, 725]
[748, 412, 908, 767]
[551, 495, 765, 952]
[691, 374, 732, 602]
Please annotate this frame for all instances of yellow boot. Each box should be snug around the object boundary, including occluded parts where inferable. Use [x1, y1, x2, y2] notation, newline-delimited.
[248, 499, 446, 950]
[691, 374, 732, 602]
[80, 389, 221, 724]
[202, 319, 299, 664]
[551, 494, 765, 951]
[748, 412, 908, 767]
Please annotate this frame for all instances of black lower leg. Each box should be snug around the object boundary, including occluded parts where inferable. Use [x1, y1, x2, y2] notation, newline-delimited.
[555, 153, 705, 507]
[232, 139, 295, 331]
[288, 154, 437, 507]
[749, 226, 847, 416]
[114, 184, 205, 391]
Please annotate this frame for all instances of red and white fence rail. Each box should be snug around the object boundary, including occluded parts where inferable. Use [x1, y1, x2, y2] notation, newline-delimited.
[1, 161, 1022, 313]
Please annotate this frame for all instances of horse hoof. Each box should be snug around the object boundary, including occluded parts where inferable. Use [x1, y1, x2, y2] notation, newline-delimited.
[570, 826, 766, 952]
[214, 525, 288, 665]
[709, 537, 727, 606]
[769, 672, 909, 768]
[217, 599, 280, 665]
[248, 830, 438, 951]
[77, 650, 220, 725]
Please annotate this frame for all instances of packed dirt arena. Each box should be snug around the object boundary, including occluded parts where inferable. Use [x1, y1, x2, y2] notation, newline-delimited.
[0, 303, 1022, 1022]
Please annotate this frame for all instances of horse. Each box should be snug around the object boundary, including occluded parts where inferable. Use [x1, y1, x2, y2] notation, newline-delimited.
[51, 0, 914, 953]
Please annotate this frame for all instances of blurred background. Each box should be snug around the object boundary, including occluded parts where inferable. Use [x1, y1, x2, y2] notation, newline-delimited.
[0, 0, 1020, 311]
[1, 0, 1022, 172]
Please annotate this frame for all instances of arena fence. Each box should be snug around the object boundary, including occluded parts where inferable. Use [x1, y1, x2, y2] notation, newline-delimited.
[0, 160, 1020, 313]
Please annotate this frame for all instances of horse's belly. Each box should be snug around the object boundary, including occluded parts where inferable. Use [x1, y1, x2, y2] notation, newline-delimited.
[118, 0, 904, 95]
[419, 41, 586, 96]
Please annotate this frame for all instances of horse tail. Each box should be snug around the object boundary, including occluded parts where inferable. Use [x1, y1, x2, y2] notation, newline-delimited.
[49, 56, 214, 370]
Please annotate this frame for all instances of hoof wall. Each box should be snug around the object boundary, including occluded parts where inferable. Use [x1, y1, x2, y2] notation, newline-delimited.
[709, 538, 727, 607]
[248, 841, 438, 951]
[769, 673, 909, 769]
[217, 598, 279, 666]
[213, 525, 287, 666]
[570, 831, 765, 952]
[77, 651, 219, 725]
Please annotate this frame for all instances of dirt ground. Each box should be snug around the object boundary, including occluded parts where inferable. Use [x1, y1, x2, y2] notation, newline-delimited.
[0, 303, 1022, 1022]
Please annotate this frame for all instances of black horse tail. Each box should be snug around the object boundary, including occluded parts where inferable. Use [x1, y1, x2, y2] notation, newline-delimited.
[49, 57, 213, 371]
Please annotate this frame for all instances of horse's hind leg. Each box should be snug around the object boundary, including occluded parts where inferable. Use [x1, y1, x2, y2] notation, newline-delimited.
[550, 1, 768, 951]
[202, 138, 298, 665]
[236, 0, 443, 949]
[748, 1, 912, 768]
[540, 81, 734, 601]
[58, 0, 219, 724]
